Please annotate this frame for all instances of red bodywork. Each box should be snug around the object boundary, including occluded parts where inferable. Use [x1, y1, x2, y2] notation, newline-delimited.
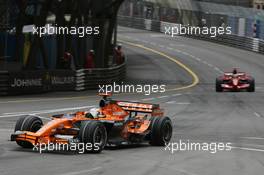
[218, 72, 252, 91]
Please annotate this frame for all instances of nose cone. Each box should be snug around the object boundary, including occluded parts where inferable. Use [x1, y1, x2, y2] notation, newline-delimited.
[233, 78, 239, 86]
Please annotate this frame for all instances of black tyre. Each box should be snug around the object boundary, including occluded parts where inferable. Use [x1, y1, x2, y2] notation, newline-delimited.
[247, 78, 255, 92]
[78, 121, 107, 153]
[14, 115, 43, 148]
[216, 78, 223, 92]
[145, 117, 159, 140]
[150, 117, 172, 146]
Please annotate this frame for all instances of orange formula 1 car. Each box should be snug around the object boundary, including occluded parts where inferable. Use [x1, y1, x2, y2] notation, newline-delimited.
[10, 94, 172, 153]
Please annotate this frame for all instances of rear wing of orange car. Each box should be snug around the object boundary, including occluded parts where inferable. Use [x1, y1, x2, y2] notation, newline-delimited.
[115, 101, 163, 116]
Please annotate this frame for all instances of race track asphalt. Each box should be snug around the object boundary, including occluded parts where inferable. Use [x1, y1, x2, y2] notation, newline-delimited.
[1, 26, 264, 175]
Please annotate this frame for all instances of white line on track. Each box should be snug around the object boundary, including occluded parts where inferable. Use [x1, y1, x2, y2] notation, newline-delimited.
[254, 112, 262, 118]
[166, 101, 176, 104]
[157, 96, 168, 99]
[124, 36, 223, 75]
[214, 67, 221, 71]
[202, 60, 208, 64]
[160, 42, 223, 73]
[214, 67, 219, 70]
[150, 34, 166, 38]
[172, 93, 182, 97]
[60, 167, 102, 175]
[207, 63, 213, 67]
[142, 94, 183, 102]
[0, 106, 95, 118]
[194, 57, 201, 61]
[141, 98, 155, 101]
[232, 146, 264, 153]
[0, 96, 91, 104]
[181, 51, 189, 55]
[175, 102, 191, 105]
[169, 43, 185, 47]
[241, 137, 264, 140]
[165, 101, 190, 105]
[188, 55, 196, 59]
[166, 100, 190, 104]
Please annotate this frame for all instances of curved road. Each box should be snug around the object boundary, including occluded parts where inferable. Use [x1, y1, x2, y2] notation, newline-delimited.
[1, 26, 264, 175]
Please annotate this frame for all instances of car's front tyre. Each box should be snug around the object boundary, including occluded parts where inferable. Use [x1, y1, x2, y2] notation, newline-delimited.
[216, 78, 223, 92]
[14, 115, 43, 148]
[247, 78, 255, 92]
[78, 121, 107, 153]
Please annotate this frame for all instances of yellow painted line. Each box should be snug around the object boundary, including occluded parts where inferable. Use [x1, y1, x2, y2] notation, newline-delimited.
[119, 40, 199, 91]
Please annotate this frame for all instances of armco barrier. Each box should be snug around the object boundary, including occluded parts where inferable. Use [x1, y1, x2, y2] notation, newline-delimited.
[0, 70, 75, 95]
[186, 34, 256, 51]
[8, 71, 50, 95]
[49, 70, 75, 91]
[118, 16, 264, 55]
[260, 40, 264, 54]
[0, 60, 126, 95]
[0, 71, 9, 95]
[75, 61, 126, 91]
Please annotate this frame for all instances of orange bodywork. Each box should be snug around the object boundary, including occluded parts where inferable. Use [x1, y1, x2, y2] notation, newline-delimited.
[12, 94, 165, 146]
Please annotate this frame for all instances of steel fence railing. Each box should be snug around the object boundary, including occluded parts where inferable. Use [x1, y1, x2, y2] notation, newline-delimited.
[0, 60, 126, 95]
[118, 15, 264, 55]
[0, 71, 9, 95]
[75, 61, 126, 91]
[119, 0, 264, 40]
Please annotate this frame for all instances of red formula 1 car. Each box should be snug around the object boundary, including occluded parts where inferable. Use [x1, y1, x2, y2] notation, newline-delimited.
[10, 93, 172, 153]
[216, 68, 255, 92]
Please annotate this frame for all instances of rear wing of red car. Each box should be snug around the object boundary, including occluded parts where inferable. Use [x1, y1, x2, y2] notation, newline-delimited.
[116, 101, 163, 115]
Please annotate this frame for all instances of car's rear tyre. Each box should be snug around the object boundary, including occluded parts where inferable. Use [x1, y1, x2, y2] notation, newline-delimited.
[14, 115, 43, 148]
[247, 78, 255, 92]
[150, 117, 172, 146]
[216, 78, 223, 92]
[78, 121, 107, 153]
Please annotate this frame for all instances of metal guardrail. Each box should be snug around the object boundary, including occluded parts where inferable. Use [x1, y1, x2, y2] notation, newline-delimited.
[0, 70, 76, 95]
[0, 71, 9, 95]
[0, 61, 126, 95]
[118, 16, 264, 55]
[75, 61, 126, 91]
[184, 34, 264, 54]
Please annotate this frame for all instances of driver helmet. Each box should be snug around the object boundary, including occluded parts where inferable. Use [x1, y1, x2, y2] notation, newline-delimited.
[89, 108, 99, 118]
[117, 43, 122, 50]
[89, 50, 94, 54]
[233, 68, 238, 74]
